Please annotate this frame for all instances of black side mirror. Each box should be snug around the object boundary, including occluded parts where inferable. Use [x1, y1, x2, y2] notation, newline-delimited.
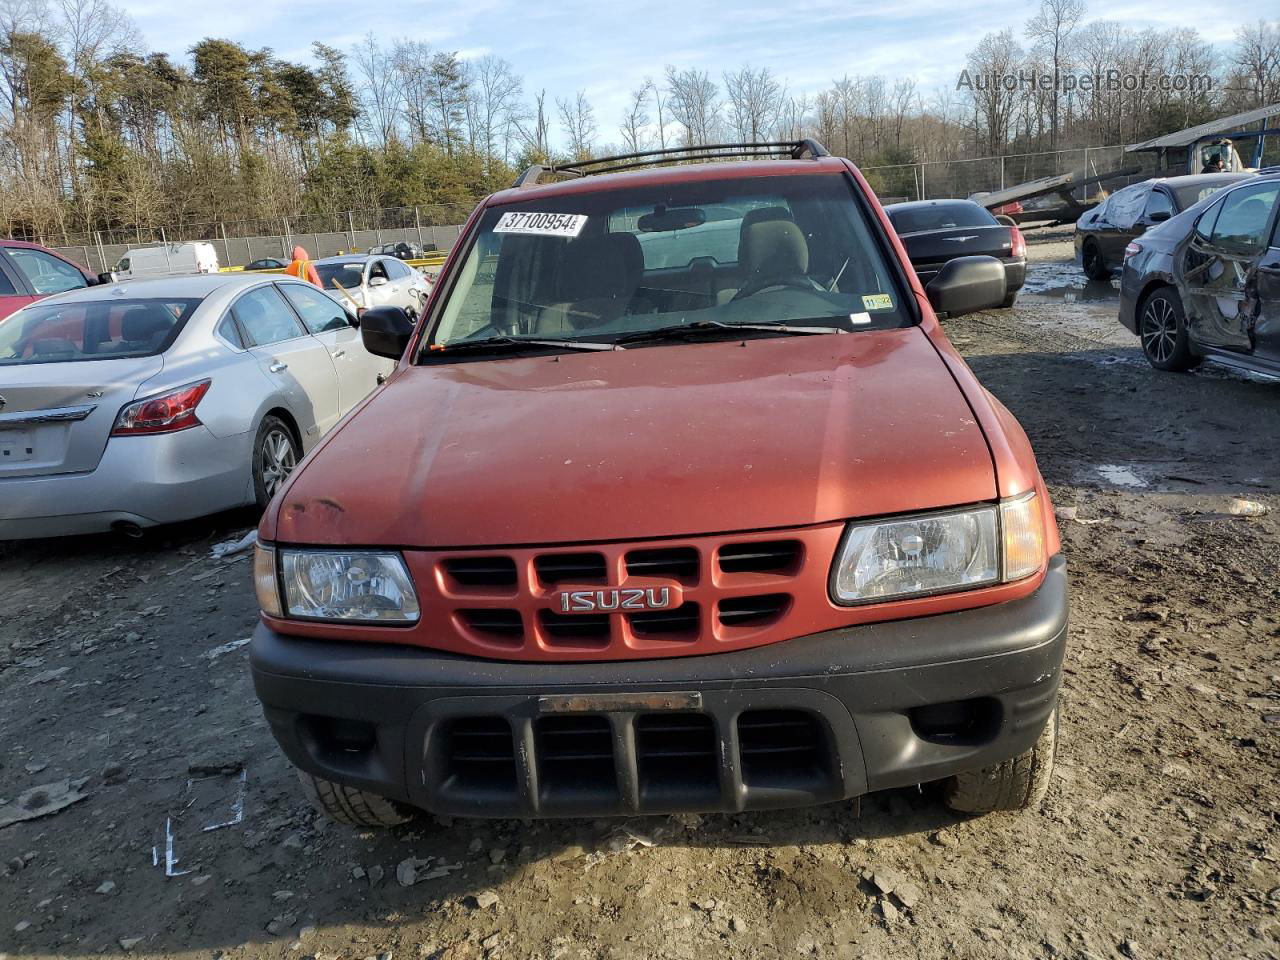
[360, 305, 415, 360]
[89, 272, 114, 286]
[1149, 210, 1171, 223]
[924, 256, 1007, 318]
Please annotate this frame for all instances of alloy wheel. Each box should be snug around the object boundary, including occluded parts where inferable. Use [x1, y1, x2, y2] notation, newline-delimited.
[260, 428, 297, 497]
[1140, 296, 1178, 364]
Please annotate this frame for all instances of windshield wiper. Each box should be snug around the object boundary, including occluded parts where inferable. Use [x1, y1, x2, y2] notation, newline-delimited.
[426, 335, 621, 357]
[615, 319, 845, 346]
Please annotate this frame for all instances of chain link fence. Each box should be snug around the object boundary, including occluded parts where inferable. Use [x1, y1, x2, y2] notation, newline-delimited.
[44, 203, 478, 274]
[860, 145, 1154, 204]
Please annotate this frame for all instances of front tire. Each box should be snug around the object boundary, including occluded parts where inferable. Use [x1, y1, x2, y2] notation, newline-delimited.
[1081, 241, 1110, 281]
[1138, 287, 1200, 372]
[944, 708, 1057, 814]
[297, 771, 416, 827]
[252, 415, 300, 509]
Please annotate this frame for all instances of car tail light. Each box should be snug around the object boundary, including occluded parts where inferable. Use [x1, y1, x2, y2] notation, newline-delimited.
[1124, 241, 1143, 261]
[112, 380, 211, 436]
[1009, 225, 1026, 258]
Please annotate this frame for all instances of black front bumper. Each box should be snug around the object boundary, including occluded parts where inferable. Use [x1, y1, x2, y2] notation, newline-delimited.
[251, 555, 1067, 818]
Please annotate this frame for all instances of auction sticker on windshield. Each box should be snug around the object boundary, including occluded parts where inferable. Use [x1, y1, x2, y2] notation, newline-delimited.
[493, 212, 588, 237]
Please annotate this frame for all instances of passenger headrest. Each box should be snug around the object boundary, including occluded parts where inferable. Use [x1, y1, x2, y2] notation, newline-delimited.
[741, 219, 809, 278]
[121, 305, 174, 343]
[603, 232, 643, 289]
[738, 206, 793, 268]
[559, 236, 630, 302]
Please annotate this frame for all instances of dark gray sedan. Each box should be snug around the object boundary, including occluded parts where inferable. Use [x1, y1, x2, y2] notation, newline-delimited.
[1075, 173, 1252, 281]
[1118, 171, 1280, 376]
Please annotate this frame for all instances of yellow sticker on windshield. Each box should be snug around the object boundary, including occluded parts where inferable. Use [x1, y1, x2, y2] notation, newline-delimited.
[862, 293, 894, 311]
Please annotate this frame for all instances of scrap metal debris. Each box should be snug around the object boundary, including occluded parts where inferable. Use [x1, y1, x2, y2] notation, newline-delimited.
[200, 769, 248, 832]
[0, 779, 90, 829]
[203, 638, 251, 660]
[210, 530, 258, 559]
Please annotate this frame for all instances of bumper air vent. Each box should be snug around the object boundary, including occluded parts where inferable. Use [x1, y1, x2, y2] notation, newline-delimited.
[718, 540, 802, 574]
[718, 594, 790, 628]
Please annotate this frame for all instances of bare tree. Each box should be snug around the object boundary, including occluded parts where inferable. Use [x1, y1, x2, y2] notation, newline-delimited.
[664, 66, 720, 145]
[513, 87, 551, 162]
[391, 40, 433, 146]
[556, 89, 596, 160]
[646, 75, 667, 149]
[352, 34, 400, 147]
[619, 80, 650, 151]
[963, 29, 1024, 154]
[465, 55, 522, 167]
[1231, 20, 1280, 108]
[723, 64, 784, 141]
[1025, 0, 1085, 149]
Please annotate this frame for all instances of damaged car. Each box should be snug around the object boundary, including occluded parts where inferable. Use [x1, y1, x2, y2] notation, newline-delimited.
[1120, 171, 1280, 375]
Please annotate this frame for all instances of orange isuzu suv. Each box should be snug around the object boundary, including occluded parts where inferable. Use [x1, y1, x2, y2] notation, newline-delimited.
[249, 142, 1066, 828]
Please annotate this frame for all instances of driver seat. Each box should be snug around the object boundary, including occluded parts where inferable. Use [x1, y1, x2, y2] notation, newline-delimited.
[717, 216, 811, 304]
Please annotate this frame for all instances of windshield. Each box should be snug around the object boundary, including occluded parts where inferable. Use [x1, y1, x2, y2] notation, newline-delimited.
[1171, 176, 1253, 209]
[315, 262, 365, 291]
[0, 297, 201, 365]
[887, 203, 998, 233]
[427, 173, 910, 351]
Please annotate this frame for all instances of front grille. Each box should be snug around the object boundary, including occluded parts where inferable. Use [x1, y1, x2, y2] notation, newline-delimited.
[538, 610, 610, 647]
[443, 556, 518, 589]
[718, 540, 802, 574]
[429, 705, 840, 815]
[407, 523, 848, 661]
[536, 715, 617, 804]
[738, 710, 827, 788]
[629, 602, 700, 640]
[718, 594, 790, 628]
[535, 552, 608, 586]
[626, 547, 700, 581]
[440, 717, 517, 794]
[457, 609, 524, 646]
[636, 713, 719, 802]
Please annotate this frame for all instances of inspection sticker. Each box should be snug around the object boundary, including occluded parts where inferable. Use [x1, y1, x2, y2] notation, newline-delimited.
[861, 293, 894, 311]
[493, 212, 588, 237]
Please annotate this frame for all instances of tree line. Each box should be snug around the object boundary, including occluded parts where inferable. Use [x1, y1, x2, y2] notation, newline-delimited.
[1, 0, 1277, 244]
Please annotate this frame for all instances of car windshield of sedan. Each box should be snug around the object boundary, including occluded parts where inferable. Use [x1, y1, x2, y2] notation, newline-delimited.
[0, 297, 201, 365]
[887, 203, 997, 233]
[428, 173, 910, 349]
[315, 262, 365, 291]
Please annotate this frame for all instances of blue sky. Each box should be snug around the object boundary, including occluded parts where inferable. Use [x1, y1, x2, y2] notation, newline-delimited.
[118, 0, 1255, 143]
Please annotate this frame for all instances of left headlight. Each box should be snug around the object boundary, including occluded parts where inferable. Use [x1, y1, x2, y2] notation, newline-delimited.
[830, 493, 1045, 605]
[255, 544, 420, 624]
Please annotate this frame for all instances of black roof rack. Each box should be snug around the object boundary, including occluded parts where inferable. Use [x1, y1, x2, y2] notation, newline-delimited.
[512, 139, 830, 189]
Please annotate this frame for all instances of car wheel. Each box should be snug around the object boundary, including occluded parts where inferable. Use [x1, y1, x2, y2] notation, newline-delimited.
[296, 771, 417, 827]
[999, 291, 1018, 309]
[252, 415, 300, 508]
[1138, 287, 1200, 372]
[944, 707, 1057, 814]
[1081, 241, 1110, 281]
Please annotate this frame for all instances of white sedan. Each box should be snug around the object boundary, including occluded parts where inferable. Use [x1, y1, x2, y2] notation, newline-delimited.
[314, 255, 430, 318]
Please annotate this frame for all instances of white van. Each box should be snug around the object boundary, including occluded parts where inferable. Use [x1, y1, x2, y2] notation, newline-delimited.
[113, 242, 219, 279]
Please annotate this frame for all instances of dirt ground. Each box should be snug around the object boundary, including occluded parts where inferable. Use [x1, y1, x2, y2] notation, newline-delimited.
[2, 255, 1279, 960]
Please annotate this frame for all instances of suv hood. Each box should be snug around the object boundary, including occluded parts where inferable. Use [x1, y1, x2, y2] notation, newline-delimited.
[272, 329, 995, 547]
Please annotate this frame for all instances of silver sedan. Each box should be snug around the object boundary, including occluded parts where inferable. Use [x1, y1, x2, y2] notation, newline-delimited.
[0, 273, 395, 539]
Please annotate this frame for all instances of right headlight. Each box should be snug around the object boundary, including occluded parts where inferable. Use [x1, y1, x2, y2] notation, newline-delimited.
[255, 543, 420, 624]
[830, 492, 1045, 605]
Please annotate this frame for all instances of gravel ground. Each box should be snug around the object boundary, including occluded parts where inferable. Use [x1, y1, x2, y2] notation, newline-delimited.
[2, 259, 1278, 960]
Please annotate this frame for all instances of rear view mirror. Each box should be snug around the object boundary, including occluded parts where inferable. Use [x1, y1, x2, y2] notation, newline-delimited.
[1149, 210, 1171, 223]
[638, 207, 706, 232]
[361, 306, 415, 360]
[924, 256, 1007, 318]
[368, 276, 388, 287]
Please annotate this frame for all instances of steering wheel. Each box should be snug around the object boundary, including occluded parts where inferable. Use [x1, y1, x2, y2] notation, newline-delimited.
[730, 274, 821, 302]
